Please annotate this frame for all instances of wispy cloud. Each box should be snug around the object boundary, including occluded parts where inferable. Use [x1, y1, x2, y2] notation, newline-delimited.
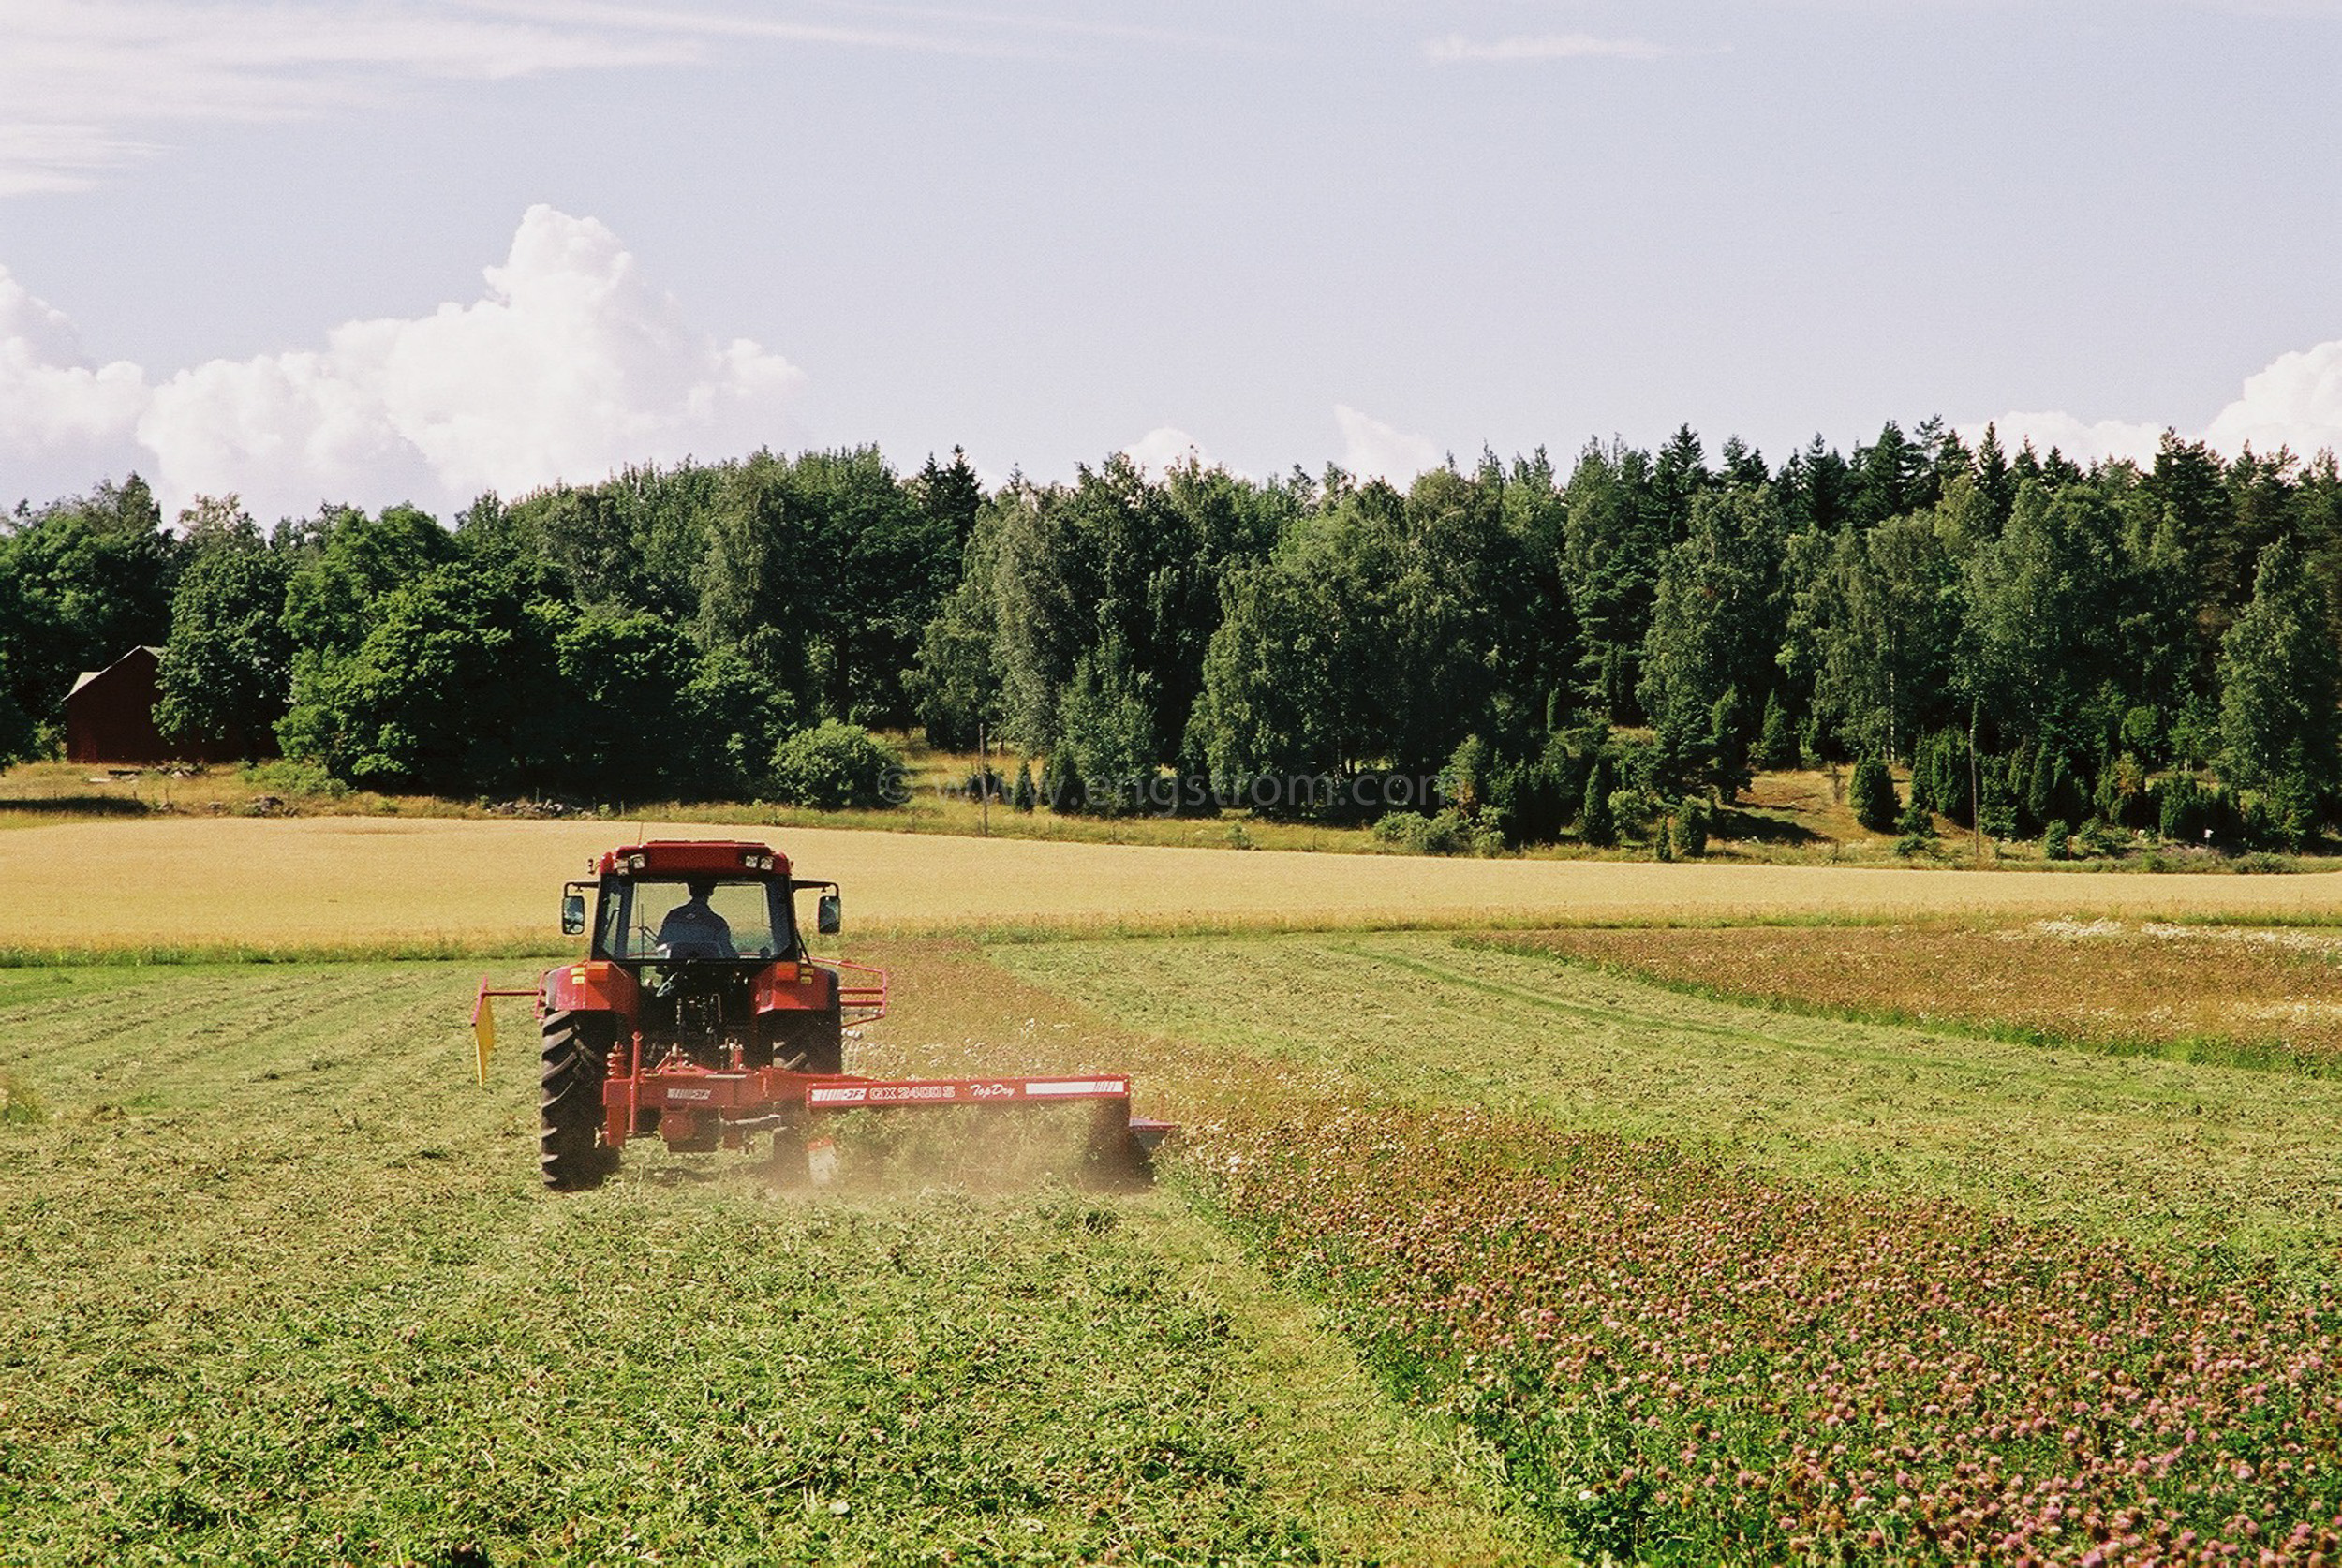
[1423, 32, 1671, 64]
[1121, 426, 1220, 476]
[468, 0, 1018, 54]
[0, 0, 1030, 197]
[759, 0, 1255, 52]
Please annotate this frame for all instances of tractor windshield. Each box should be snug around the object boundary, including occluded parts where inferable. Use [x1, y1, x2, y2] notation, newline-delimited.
[597, 877, 791, 962]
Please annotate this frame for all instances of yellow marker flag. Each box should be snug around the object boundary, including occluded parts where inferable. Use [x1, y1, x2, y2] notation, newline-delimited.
[472, 984, 497, 1085]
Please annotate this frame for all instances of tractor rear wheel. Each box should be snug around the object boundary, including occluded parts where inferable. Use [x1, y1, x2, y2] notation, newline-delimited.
[806, 1012, 843, 1075]
[541, 1011, 615, 1191]
[766, 1011, 843, 1075]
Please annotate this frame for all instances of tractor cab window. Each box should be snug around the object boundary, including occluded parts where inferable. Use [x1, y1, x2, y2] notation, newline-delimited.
[599, 877, 788, 962]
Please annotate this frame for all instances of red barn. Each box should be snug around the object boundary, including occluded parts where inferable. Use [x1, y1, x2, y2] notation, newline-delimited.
[66, 647, 194, 764]
[67, 647, 262, 764]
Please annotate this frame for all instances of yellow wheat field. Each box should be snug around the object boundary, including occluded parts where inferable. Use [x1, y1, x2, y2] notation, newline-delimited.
[9, 815, 2342, 953]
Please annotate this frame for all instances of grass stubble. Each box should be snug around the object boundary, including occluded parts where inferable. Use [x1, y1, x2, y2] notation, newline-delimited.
[0, 960, 1533, 1567]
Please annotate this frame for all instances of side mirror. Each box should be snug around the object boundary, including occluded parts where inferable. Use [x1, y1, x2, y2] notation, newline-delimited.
[816, 893, 842, 936]
[561, 892, 587, 936]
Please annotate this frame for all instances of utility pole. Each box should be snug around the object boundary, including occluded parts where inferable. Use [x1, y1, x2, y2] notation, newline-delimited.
[978, 721, 990, 838]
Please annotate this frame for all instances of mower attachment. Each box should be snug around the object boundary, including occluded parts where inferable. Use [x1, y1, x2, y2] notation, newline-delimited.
[623, 1061, 1172, 1184]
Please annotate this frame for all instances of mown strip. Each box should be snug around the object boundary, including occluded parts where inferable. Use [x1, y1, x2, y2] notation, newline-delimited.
[1463, 933, 2325, 1077]
[990, 933, 2342, 1265]
[0, 959, 1539, 1567]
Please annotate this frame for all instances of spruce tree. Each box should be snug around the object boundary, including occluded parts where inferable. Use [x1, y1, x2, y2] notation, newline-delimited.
[1850, 754, 1899, 833]
[1894, 793, 1936, 857]
[1579, 755, 1618, 847]
[1755, 691, 1801, 770]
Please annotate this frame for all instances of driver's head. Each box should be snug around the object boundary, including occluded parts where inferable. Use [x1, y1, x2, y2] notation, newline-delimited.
[686, 878, 715, 902]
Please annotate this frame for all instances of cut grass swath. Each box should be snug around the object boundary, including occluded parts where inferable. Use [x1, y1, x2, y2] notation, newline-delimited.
[0, 957, 1533, 1566]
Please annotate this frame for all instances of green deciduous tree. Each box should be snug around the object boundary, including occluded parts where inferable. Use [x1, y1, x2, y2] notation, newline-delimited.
[1054, 631, 1157, 813]
[0, 474, 177, 745]
[684, 646, 795, 799]
[1638, 484, 1786, 797]
[768, 721, 906, 810]
[2218, 535, 2340, 834]
[1801, 510, 1957, 763]
[543, 608, 701, 802]
[155, 496, 292, 759]
[280, 502, 458, 656]
[277, 559, 556, 794]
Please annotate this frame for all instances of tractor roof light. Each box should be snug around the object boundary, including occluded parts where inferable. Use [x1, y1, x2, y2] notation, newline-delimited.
[626, 853, 646, 872]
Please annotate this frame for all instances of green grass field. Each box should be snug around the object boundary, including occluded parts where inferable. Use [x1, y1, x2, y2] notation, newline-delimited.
[15, 913, 2342, 1563]
[0, 962, 1532, 1567]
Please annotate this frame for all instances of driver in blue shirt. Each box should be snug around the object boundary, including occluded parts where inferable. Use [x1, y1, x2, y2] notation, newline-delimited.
[657, 879, 737, 959]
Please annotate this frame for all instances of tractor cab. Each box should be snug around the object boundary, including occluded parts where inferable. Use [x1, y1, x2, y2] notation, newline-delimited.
[565, 841, 839, 968]
[549, 840, 859, 1082]
[593, 873, 796, 964]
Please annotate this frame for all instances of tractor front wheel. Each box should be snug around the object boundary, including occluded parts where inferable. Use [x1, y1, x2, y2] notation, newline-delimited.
[541, 1011, 615, 1191]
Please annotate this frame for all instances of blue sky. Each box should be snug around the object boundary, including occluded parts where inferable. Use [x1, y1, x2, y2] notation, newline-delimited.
[1, 0, 2336, 520]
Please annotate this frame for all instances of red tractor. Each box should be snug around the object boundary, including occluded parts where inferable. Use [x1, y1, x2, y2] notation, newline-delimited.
[473, 839, 1166, 1191]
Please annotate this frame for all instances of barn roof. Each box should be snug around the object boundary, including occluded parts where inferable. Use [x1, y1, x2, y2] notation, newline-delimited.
[68, 645, 165, 697]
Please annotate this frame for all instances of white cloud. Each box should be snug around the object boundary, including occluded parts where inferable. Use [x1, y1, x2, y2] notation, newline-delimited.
[1120, 425, 1216, 475]
[1963, 410, 2167, 467]
[0, 204, 806, 519]
[1970, 333, 2342, 466]
[0, 265, 150, 481]
[2202, 338, 2342, 459]
[1334, 404, 1442, 484]
[1424, 32, 1670, 63]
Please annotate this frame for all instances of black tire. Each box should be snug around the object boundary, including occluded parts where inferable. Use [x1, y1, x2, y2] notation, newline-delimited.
[767, 1011, 844, 1075]
[806, 1012, 843, 1075]
[540, 1010, 615, 1191]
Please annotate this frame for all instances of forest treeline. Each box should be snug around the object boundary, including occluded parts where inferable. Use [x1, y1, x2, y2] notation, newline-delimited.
[4, 419, 2339, 849]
